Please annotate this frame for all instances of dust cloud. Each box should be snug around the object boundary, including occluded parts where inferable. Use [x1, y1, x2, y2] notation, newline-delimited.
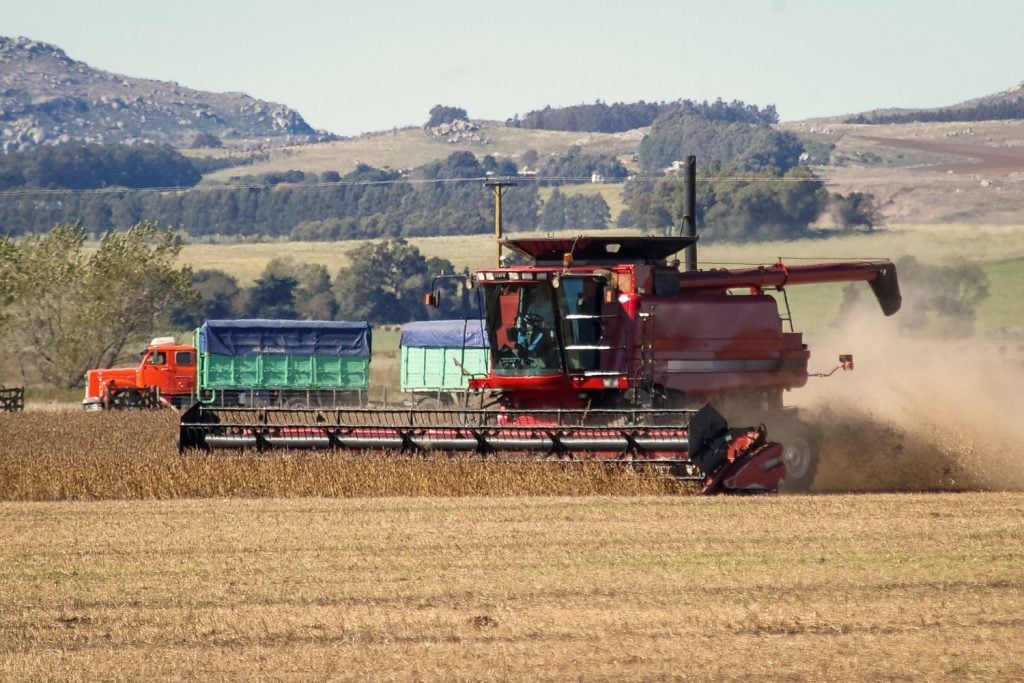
[793, 307, 1024, 493]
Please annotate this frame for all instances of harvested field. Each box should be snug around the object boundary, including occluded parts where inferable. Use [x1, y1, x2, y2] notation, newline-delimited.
[1, 494, 1022, 680]
[3, 401, 1023, 679]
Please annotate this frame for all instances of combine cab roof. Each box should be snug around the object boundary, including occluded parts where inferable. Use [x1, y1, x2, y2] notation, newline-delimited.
[502, 235, 697, 265]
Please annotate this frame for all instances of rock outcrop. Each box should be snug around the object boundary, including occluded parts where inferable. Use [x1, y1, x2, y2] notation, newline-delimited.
[0, 36, 332, 152]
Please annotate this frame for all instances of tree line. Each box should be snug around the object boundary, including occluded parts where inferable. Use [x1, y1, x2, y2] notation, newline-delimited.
[620, 165, 881, 240]
[0, 142, 201, 191]
[845, 96, 1024, 125]
[0, 150, 613, 238]
[508, 98, 779, 133]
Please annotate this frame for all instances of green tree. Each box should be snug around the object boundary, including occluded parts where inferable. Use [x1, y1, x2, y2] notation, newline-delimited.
[637, 113, 803, 173]
[173, 269, 242, 328]
[830, 192, 881, 231]
[623, 166, 825, 240]
[333, 239, 462, 323]
[0, 235, 20, 337]
[260, 257, 338, 320]
[245, 274, 298, 319]
[3, 221, 197, 387]
[426, 105, 468, 127]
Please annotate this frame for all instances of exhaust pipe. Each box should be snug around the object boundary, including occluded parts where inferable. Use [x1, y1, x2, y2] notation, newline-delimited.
[682, 155, 697, 272]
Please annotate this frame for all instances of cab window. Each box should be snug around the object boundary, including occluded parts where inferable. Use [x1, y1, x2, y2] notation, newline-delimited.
[483, 282, 563, 376]
[175, 350, 194, 366]
[148, 351, 166, 366]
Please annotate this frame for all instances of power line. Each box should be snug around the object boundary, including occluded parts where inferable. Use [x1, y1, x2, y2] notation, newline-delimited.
[0, 171, 1018, 199]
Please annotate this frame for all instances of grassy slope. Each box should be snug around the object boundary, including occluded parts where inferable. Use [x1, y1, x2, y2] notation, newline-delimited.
[199, 125, 643, 183]
[2, 494, 1022, 680]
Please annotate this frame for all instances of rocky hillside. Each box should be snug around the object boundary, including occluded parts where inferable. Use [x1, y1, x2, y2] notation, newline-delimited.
[0, 36, 331, 153]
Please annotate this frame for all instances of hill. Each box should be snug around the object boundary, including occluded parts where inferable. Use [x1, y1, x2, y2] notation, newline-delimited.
[4, 33, 1024, 229]
[842, 81, 1024, 125]
[0, 36, 329, 153]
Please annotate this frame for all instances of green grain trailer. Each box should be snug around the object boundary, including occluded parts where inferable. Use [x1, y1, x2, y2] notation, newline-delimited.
[400, 319, 488, 404]
[196, 319, 371, 407]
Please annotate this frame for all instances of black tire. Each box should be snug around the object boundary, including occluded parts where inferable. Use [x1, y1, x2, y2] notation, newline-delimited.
[777, 435, 819, 493]
[761, 412, 820, 493]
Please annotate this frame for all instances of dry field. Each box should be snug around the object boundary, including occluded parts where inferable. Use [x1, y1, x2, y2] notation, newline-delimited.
[1, 494, 1022, 680]
[2, 387, 1024, 678]
[783, 119, 1024, 225]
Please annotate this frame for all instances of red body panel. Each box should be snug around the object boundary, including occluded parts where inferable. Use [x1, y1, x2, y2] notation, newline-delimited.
[640, 294, 808, 397]
[472, 247, 897, 411]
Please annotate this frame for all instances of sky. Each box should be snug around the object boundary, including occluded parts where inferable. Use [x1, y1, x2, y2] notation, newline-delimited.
[5, 0, 1024, 136]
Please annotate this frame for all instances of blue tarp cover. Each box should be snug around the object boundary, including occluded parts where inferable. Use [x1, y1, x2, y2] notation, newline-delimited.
[400, 319, 489, 349]
[200, 319, 371, 357]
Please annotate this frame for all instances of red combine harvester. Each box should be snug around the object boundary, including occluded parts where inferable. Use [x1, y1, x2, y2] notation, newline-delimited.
[181, 165, 901, 494]
[181, 236, 899, 494]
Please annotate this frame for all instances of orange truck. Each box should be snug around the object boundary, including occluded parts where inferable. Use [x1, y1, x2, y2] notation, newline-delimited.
[83, 337, 196, 410]
[83, 320, 373, 410]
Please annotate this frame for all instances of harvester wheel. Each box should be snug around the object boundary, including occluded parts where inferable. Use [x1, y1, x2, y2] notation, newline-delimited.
[778, 435, 819, 493]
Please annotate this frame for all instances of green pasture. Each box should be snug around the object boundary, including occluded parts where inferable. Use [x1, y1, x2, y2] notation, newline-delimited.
[978, 257, 1024, 330]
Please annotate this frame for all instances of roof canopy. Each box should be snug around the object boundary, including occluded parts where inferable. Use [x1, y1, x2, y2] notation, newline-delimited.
[400, 319, 488, 349]
[200, 319, 371, 357]
[501, 235, 697, 265]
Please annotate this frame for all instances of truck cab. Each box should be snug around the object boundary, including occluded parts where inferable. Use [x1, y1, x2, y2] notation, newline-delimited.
[83, 337, 197, 410]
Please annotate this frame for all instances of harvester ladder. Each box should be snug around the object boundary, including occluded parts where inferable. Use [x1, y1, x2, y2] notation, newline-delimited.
[776, 287, 795, 333]
[634, 311, 656, 407]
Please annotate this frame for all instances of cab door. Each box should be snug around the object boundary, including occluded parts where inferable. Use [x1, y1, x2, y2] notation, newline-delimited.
[169, 348, 196, 393]
[137, 347, 172, 392]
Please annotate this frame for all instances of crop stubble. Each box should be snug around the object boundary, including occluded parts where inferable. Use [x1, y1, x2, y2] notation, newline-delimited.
[1, 494, 1022, 680]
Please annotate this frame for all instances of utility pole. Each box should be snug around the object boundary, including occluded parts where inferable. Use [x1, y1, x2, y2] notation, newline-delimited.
[484, 177, 517, 266]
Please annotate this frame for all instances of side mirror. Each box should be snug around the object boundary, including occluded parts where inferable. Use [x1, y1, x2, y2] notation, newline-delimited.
[424, 290, 441, 308]
[839, 354, 854, 371]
